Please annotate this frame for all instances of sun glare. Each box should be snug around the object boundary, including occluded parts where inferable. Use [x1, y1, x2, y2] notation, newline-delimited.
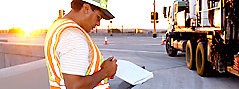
[0, 0, 171, 36]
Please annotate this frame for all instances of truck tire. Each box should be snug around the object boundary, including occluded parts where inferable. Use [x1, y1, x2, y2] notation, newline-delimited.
[186, 40, 196, 70]
[196, 42, 212, 76]
[166, 37, 177, 57]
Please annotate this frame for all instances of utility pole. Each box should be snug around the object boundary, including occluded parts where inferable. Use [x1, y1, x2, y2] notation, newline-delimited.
[110, 21, 113, 36]
[95, 26, 97, 33]
[58, 9, 65, 19]
[122, 25, 124, 33]
[153, 0, 157, 38]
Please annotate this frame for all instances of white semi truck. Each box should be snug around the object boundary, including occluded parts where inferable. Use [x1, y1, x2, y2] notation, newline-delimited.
[163, 0, 239, 76]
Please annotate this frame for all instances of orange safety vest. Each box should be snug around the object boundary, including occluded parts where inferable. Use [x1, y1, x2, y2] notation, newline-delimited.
[44, 18, 110, 89]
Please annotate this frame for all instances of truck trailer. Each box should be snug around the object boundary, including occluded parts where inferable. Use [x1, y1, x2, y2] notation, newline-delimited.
[163, 0, 239, 76]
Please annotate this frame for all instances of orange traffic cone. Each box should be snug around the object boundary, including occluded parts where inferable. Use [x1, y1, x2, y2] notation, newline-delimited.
[104, 36, 108, 45]
[161, 35, 165, 45]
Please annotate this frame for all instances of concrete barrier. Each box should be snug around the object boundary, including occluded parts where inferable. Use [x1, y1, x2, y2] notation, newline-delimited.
[0, 33, 165, 37]
[89, 33, 154, 37]
[0, 42, 44, 69]
[0, 59, 49, 89]
[0, 33, 25, 37]
[0, 39, 8, 42]
[89, 33, 165, 38]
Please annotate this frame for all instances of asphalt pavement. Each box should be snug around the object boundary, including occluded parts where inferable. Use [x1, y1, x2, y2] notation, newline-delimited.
[1, 34, 239, 89]
[93, 36, 239, 89]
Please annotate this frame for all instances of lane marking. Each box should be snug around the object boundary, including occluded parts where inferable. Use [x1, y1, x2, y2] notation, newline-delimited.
[100, 49, 165, 54]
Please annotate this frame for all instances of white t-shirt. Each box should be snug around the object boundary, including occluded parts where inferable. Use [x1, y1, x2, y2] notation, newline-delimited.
[56, 27, 92, 76]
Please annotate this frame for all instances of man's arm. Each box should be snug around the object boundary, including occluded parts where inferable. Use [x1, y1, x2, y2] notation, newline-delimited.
[63, 57, 117, 89]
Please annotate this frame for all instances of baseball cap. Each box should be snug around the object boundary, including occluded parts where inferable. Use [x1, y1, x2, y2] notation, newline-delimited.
[82, 0, 115, 20]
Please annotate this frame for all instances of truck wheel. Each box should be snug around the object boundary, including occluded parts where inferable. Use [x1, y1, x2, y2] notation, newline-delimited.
[186, 40, 196, 70]
[196, 42, 212, 76]
[166, 37, 177, 57]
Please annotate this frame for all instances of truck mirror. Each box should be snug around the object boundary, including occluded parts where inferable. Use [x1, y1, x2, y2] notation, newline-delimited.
[163, 6, 167, 18]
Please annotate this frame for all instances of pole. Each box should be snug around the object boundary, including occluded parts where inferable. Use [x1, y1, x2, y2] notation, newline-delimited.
[122, 25, 123, 33]
[153, 0, 157, 38]
[110, 21, 113, 36]
[108, 25, 109, 33]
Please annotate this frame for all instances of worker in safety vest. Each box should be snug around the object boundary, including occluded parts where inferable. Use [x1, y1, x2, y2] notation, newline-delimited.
[44, 0, 117, 89]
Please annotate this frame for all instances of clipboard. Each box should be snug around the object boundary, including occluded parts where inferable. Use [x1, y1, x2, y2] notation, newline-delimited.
[115, 60, 154, 85]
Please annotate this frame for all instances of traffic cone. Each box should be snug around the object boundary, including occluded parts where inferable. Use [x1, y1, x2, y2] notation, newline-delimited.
[161, 35, 165, 45]
[104, 36, 108, 45]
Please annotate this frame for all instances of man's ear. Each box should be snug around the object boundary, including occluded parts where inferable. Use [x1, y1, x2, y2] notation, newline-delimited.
[82, 3, 92, 14]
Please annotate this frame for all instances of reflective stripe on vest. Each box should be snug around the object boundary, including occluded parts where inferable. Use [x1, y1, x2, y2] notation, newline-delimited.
[44, 18, 110, 89]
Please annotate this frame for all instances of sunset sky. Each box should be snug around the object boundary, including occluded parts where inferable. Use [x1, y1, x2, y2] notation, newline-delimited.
[0, 0, 173, 31]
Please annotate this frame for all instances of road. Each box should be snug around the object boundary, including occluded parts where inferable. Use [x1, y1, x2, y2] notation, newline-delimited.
[1, 34, 239, 89]
[91, 36, 239, 89]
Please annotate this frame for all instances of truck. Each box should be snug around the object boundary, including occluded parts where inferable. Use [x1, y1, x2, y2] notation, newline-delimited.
[163, 0, 239, 76]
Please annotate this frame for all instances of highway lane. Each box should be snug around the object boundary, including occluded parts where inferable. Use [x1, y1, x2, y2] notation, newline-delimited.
[92, 36, 239, 89]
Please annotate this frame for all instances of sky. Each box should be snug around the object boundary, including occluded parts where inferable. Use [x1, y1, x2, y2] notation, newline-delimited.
[0, 0, 174, 31]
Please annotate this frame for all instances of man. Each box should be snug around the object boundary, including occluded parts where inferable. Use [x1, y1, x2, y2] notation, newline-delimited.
[44, 0, 117, 89]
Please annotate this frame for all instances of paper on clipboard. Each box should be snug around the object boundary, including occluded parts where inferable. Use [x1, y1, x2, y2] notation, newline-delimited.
[115, 60, 154, 85]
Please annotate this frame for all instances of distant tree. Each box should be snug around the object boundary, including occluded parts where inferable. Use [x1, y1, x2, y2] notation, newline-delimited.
[8, 27, 25, 33]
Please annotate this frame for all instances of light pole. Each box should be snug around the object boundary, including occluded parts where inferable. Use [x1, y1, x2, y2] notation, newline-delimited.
[110, 21, 113, 36]
[122, 25, 123, 33]
[153, 0, 157, 38]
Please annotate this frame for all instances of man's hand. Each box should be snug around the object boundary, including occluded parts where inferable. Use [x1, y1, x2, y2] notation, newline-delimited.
[101, 56, 118, 77]
[63, 56, 117, 89]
